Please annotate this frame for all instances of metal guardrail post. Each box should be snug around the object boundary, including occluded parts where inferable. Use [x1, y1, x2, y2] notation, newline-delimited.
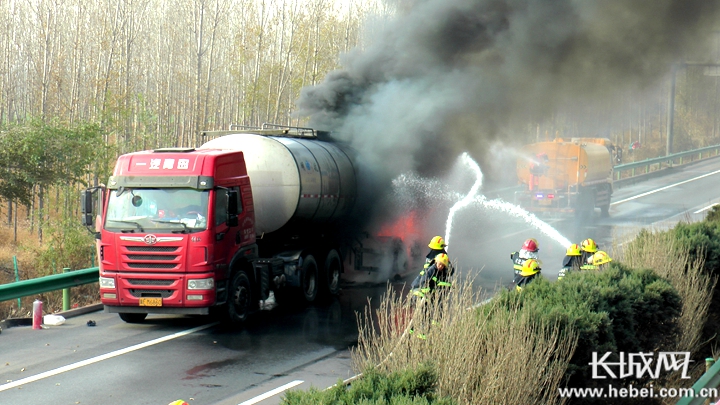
[13, 256, 20, 309]
[676, 356, 720, 405]
[62, 267, 71, 311]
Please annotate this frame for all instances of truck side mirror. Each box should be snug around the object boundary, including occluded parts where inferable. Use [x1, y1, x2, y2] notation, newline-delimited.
[226, 190, 239, 227]
[81, 190, 95, 227]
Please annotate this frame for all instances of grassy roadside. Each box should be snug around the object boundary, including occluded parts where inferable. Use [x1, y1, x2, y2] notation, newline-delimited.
[0, 219, 98, 320]
[282, 208, 720, 405]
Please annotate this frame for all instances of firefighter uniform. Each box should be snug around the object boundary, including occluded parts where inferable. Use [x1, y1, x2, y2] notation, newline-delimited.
[511, 259, 541, 291]
[558, 243, 582, 280]
[511, 238, 540, 276]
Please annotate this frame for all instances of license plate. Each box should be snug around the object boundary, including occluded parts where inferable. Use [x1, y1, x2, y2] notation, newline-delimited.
[139, 297, 162, 307]
[539, 198, 552, 205]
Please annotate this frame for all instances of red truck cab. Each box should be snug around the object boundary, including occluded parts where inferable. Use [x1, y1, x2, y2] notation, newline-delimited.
[84, 148, 255, 323]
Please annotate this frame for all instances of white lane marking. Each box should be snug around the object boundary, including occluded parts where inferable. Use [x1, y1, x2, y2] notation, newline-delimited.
[0, 322, 218, 392]
[238, 380, 304, 405]
[611, 168, 720, 205]
[695, 203, 720, 214]
[325, 373, 363, 391]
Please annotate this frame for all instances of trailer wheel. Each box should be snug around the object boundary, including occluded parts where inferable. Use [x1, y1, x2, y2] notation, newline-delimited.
[301, 255, 319, 303]
[322, 250, 342, 297]
[600, 203, 610, 217]
[118, 313, 147, 323]
[228, 270, 252, 323]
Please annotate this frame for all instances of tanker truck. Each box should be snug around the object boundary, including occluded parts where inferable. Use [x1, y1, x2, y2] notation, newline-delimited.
[514, 138, 616, 217]
[81, 126, 415, 323]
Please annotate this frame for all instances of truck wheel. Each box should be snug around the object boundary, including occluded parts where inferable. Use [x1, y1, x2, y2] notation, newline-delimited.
[301, 255, 319, 303]
[322, 250, 341, 297]
[228, 271, 252, 323]
[119, 313, 147, 323]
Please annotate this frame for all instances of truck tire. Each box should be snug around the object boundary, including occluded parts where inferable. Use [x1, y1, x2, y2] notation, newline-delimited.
[119, 313, 147, 323]
[228, 270, 252, 323]
[322, 250, 341, 297]
[301, 254, 319, 303]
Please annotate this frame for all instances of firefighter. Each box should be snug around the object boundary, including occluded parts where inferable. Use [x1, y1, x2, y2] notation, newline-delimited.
[581, 250, 612, 271]
[511, 238, 540, 276]
[579, 238, 598, 265]
[410, 253, 452, 299]
[408, 252, 452, 340]
[425, 236, 448, 269]
[558, 243, 583, 280]
[511, 258, 542, 291]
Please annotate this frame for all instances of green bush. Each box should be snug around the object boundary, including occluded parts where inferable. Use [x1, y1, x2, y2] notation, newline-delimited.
[26, 218, 96, 275]
[487, 264, 681, 387]
[672, 220, 720, 276]
[705, 205, 720, 223]
[281, 363, 456, 405]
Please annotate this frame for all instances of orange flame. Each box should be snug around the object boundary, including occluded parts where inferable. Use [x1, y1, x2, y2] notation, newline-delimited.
[377, 210, 422, 243]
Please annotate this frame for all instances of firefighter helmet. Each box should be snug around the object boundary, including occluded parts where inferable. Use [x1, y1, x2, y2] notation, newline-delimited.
[435, 253, 449, 268]
[580, 238, 598, 253]
[522, 238, 539, 252]
[565, 244, 581, 256]
[592, 251, 612, 266]
[428, 236, 447, 250]
[520, 258, 541, 276]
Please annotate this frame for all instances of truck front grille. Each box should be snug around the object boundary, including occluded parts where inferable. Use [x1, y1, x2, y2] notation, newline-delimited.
[126, 246, 178, 252]
[122, 244, 182, 270]
[126, 254, 179, 261]
[129, 289, 173, 298]
[126, 279, 174, 286]
[126, 263, 177, 269]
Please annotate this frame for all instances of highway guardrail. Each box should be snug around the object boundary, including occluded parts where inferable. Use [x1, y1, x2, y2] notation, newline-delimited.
[0, 267, 99, 303]
[675, 357, 720, 405]
[614, 144, 720, 180]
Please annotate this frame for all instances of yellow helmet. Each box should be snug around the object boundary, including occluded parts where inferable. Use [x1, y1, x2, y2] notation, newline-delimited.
[581, 238, 598, 253]
[566, 244, 581, 256]
[592, 251, 612, 266]
[520, 258, 541, 276]
[435, 253, 449, 267]
[428, 236, 447, 250]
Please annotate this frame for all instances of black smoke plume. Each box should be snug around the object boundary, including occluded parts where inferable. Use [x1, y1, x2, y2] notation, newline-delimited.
[298, 0, 720, 229]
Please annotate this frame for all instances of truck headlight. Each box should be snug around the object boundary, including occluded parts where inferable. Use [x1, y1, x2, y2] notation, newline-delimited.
[188, 278, 214, 290]
[99, 277, 115, 289]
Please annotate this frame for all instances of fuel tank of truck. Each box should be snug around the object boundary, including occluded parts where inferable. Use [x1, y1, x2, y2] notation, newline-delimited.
[517, 139, 613, 190]
[200, 133, 357, 235]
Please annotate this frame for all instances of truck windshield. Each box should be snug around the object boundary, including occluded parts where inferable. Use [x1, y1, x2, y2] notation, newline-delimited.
[105, 188, 209, 233]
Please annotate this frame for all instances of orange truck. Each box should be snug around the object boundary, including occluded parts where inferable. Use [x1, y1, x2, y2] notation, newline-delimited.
[514, 138, 618, 217]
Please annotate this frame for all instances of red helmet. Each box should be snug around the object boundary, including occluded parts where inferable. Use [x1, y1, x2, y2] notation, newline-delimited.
[522, 238, 539, 252]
